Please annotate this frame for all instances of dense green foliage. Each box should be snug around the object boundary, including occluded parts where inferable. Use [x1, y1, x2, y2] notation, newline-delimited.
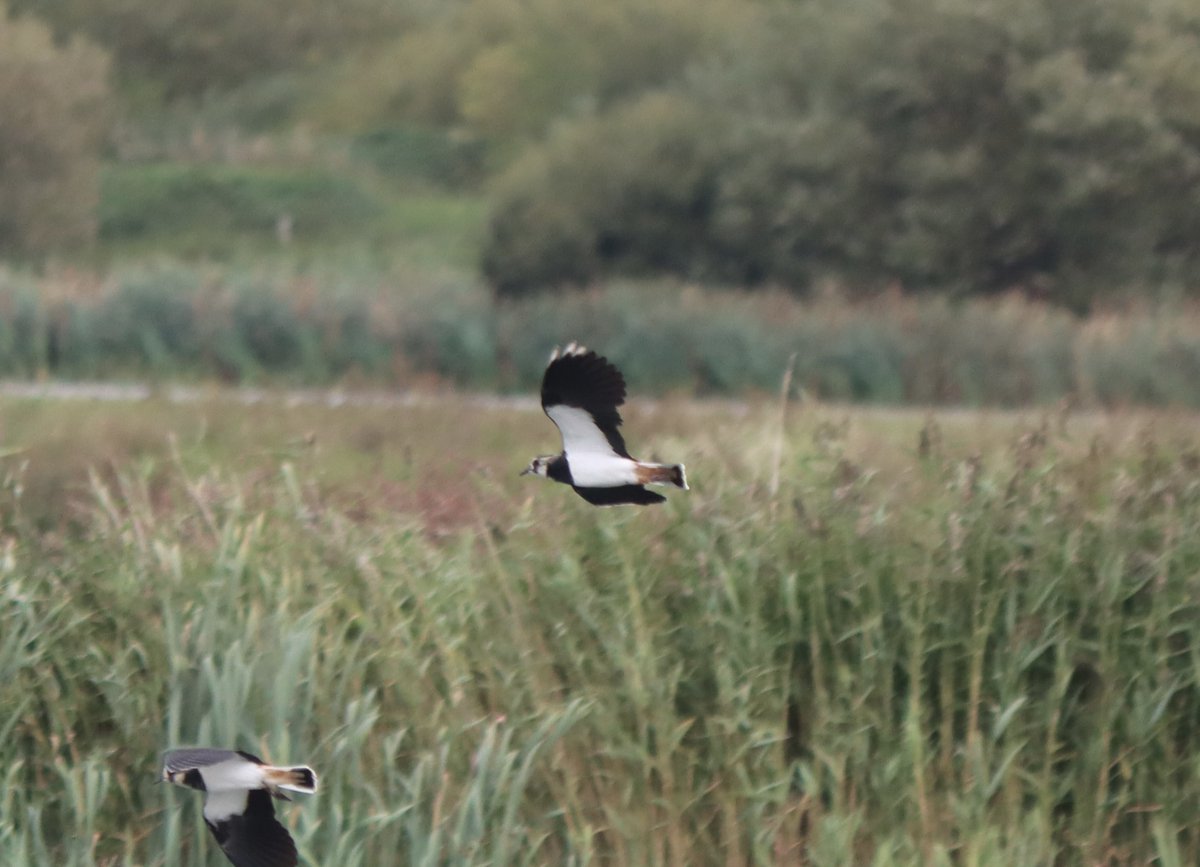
[2, 399, 1199, 864]
[6, 266, 1200, 406]
[318, 0, 747, 140]
[0, 9, 110, 256]
[7, 0, 411, 98]
[482, 0, 1200, 301]
[4, 0, 1199, 303]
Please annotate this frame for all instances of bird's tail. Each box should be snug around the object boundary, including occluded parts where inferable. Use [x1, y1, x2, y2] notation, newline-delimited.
[263, 765, 318, 794]
[638, 462, 688, 490]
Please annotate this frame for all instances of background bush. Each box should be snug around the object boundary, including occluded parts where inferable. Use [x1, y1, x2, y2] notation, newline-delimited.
[481, 0, 1200, 302]
[0, 10, 110, 256]
[9, 0, 406, 98]
[482, 93, 721, 295]
[315, 0, 750, 141]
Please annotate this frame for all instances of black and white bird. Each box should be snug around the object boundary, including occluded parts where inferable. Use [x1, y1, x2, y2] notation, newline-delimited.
[162, 748, 317, 867]
[521, 342, 688, 506]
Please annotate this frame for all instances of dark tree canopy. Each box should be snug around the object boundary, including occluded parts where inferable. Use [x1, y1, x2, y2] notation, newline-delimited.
[481, 0, 1200, 305]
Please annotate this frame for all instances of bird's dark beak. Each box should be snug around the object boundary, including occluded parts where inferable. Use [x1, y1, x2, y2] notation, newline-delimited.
[519, 466, 533, 476]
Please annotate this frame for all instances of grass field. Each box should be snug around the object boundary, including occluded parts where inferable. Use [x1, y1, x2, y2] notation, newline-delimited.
[94, 163, 488, 275]
[2, 393, 1200, 865]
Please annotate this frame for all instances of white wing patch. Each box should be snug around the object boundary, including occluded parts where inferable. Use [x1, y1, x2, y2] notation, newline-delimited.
[545, 405, 642, 487]
[203, 788, 250, 823]
[546, 405, 621, 459]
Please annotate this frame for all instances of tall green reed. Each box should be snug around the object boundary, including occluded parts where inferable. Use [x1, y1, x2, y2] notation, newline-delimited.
[8, 265, 1200, 406]
[2, 406, 1199, 864]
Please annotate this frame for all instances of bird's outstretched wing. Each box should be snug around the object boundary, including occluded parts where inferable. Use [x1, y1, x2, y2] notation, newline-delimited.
[541, 343, 629, 458]
[163, 748, 260, 773]
[207, 789, 298, 867]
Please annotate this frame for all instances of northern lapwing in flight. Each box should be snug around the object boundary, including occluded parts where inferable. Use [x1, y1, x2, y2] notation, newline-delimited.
[521, 342, 688, 506]
[162, 748, 317, 867]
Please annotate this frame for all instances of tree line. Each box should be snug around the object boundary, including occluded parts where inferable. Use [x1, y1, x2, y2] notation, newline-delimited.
[5, 0, 1200, 307]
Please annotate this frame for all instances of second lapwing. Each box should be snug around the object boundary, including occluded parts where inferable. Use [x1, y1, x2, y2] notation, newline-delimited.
[162, 748, 316, 867]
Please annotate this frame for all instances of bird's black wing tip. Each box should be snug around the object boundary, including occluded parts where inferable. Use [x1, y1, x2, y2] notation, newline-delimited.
[541, 344, 627, 411]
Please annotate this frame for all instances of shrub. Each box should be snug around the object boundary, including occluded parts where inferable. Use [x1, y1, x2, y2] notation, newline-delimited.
[480, 0, 1200, 304]
[0, 12, 110, 256]
[319, 0, 752, 141]
[483, 92, 722, 296]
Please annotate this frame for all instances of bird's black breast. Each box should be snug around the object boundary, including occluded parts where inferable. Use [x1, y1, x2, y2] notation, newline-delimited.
[547, 455, 573, 485]
[182, 769, 207, 791]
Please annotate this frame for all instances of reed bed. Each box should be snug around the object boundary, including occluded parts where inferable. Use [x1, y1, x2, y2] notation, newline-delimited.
[1, 397, 1198, 865]
[6, 265, 1200, 406]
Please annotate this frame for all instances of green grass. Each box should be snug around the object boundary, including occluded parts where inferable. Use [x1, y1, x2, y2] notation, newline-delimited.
[374, 193, 490, 272]
[2, 396, 1199, 865]
[93, 162, 487, 274]
[99, 164, 384, 244]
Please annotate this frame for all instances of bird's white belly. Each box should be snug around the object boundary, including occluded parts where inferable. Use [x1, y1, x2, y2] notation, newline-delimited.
[567, 452, 640, 488]
[203, 788, 250, 823]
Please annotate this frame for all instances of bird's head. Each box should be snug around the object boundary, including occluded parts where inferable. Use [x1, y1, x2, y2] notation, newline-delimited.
[520, 456, 554, 478]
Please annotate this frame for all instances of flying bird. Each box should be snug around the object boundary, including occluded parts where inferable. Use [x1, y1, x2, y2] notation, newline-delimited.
[162, 748, 317, 867]
[521, 342, 688, 506]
